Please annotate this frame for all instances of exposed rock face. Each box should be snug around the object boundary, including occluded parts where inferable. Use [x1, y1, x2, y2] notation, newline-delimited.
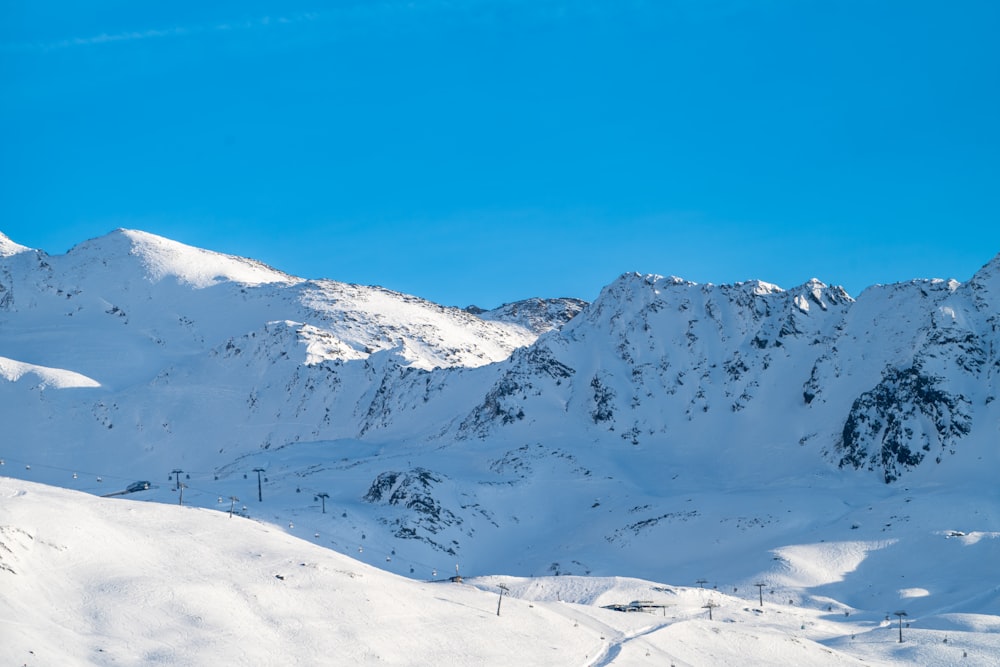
[837, 366, 972, 482]
[471, 297, 588, 335]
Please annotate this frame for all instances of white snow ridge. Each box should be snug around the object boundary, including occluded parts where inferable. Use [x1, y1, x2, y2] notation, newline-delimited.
[0, 356, 101, 388]
[1, 228, 999, 665]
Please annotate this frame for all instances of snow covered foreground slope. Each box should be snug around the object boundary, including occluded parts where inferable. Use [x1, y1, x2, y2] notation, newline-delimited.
[1, 229, 999, 642]
[4, 477, 999, 667]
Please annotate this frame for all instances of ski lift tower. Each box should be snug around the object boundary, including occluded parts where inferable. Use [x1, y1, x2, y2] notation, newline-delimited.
[253, 467, 266, 502]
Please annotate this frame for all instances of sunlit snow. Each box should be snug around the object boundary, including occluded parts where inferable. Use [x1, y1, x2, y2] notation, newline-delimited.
[2, 229, 999, 665]
[4, 478, 1000, 666]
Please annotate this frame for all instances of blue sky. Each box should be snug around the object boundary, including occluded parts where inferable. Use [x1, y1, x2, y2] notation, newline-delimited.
[3, 1, 999, 307]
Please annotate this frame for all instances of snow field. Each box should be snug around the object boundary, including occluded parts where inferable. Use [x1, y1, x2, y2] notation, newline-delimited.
[4, 478, 1000, 666]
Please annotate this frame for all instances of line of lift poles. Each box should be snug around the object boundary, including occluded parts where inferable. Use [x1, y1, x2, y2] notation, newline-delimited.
[168, 467, 329, 515]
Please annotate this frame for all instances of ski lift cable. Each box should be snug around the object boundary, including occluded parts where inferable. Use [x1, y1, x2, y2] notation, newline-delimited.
[0, 454, 230, 485]
[0, 454, 139, 483]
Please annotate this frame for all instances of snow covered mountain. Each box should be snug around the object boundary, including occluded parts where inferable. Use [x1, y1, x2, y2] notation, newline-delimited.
[1, 229, 998, 642]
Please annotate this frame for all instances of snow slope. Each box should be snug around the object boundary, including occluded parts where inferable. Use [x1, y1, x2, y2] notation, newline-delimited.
[4, 477, 999, 666]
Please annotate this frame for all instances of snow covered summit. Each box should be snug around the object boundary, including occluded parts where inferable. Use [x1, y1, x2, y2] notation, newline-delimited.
[64, 228, 301, 288]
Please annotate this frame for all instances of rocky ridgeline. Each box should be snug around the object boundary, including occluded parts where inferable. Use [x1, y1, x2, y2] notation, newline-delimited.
[2, 229, 999, 572]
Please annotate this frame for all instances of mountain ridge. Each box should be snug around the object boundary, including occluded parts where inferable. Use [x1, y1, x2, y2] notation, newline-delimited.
[1, 229, 998, 593]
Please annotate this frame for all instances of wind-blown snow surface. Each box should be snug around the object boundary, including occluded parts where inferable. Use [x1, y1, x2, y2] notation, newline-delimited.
[1, 229, 999, 663]
[4, 477, 999, 666]
[0, 355, 101, 388]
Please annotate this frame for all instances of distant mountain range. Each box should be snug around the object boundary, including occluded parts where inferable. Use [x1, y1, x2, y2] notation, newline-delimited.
[2, 229, 999, 613]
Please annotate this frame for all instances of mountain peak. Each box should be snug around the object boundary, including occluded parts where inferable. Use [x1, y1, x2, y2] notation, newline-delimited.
[730, 279, 784, 296]
[966, 251, 1000, 294]
[0, 231, 33, 257]
[608, 272, 693, 291]
[67, 228, 300, 288]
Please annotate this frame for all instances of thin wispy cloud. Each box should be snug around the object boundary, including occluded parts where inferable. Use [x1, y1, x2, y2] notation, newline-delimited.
[3, 12, 320, 53]
[3, 1, 673, 54]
